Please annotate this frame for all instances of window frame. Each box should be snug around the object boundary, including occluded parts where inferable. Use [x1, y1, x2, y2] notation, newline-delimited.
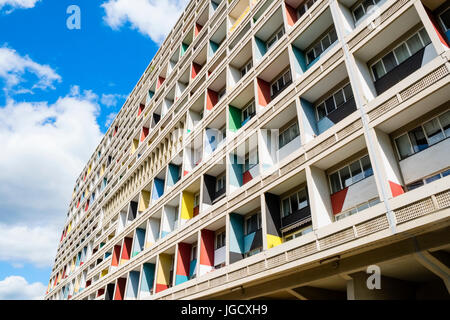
[370, 27, 430, 81]
[245, 212, 262, 235]
[439, 7, 450, 32]
[215, 231, 226, 249]
[393, 110, 450, 161]
[266, 26, 285, 51]
[315, 83, 353, 121]
[240, 59, 253, 78]
[328, 154, 373, 194]
[305, 27, 338, 65]
[241, 100, 256, 123]
[270, 69, 292, 98]
[216, 174, 226, 192]
[280, 187, 309, 219]
[278, 121, 300, 149]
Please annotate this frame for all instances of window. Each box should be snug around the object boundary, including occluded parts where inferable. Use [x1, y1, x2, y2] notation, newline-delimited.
[281, 188, 309, 218]
[406, 168, 450, 191]
[245, 212, 261, 235]
[439, 7, 450, 31]
[270, 69, 292, 98]
[215, 231, 225, 249]
[370, 28, 431, 81]
[242, 100, 256, 123]
[297, 0, 317, 20]
[315, 83, 354, 121]
[266, 26, 285, 51]
[245, 248, 262, 258]
[218, 88, 226, 101]
[191, 244, 197, 261]
[278, 122, 300, 149]
[394, 110, 450, 160]
[335, 198, 381, 221]
[352, 0, 382, 23]
[216, 174, 225, 192]
[240, 60, 253, 78]
[283, 225, 313, 242]
[305, 27, 338, 65]
[194, 193, 200, 207]
[244, 151, 258, 172]
[329, 155, 373, 194]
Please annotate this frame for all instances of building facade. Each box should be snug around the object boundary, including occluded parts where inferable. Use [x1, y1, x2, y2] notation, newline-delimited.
[46, 0, 450, 300]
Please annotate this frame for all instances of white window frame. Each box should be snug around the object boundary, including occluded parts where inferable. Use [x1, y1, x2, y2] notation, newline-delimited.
[270, 69, 292, 97]
[370, 27, 430, 81]
[297, 0, 317, 20]
[240, 60, 253, 78]
[241, 100, 256, 123]
[328, 154, 372, 194]
[281, 187, 309, 219]
[216, 174, 225, 192]
[278, 121, 300, 149]
[393, 110, 450, 161]
[266, 26, 285, 51]
[305, 27, 337, 65]
[283, 225, 313, 242]
[315, 83, 353, 121]
[215, 231, 226, 249]
[245, 212, 262, 235]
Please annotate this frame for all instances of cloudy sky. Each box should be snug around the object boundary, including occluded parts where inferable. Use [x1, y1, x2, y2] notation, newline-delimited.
[0, 0, 188, 300]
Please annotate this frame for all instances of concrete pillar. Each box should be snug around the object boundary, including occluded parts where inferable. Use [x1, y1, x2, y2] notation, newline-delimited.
[306, 165, 334, 230]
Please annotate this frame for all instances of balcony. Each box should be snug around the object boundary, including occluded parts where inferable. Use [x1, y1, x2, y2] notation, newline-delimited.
[254, 7, 285, 62]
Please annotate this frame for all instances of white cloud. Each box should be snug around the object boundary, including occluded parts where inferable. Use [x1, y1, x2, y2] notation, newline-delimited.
[0, 276, 46, 300]
[0, 0, 40, 10]
[0, 224, 59, 267]
[101, 93, 127, 107]
[104, 112, 117, 128]
[0, 46, 61, 96]
[0, 91, 103, 232]
[101, 0, 189, 44]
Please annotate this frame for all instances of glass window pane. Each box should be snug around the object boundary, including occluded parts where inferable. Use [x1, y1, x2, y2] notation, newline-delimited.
[419, 28, 431, 46]
[343, 84, 353, 100]
[291, 123, 300, 139]
[356, 202, 370, 212]
[329, 28, 338, 43]
[321, 35, 331, 50]
[440, 9, 450, 30]
[330, 172, 341, 194]
[290, 194, 298, 212]
[394, 43, 410, 64]
[284, 70, 292, 84]
[382, 52, 397, 73]
[425, 174, 441, 184]
[395, 134, 413, 159]
[339, 166, 352, 188]
[369, 198, 381, 206]
[314, 42, 323, 57]
[353, 5, 365, 22]
[307, 50, 316, 64]
[438, 110, 450, 137]
[372, 61, 385, 80]
[325, 97, 336, 114]
[423, 118, 445, 145]
[334, 90, 345, 107]
[360, 155, 373, 178]
[407, 180, 424, 191]
[298, 5, 307, 18]
[409, 126, 429, 153]
[317, 103, 326, 120]
[442, 169, 450, 177]
[297, 189, 308, 210]
[282, 198, 290, 217]
[350, 160, 364, 184]
[406, 34, 423, 56]
[363, 0, 374, 11]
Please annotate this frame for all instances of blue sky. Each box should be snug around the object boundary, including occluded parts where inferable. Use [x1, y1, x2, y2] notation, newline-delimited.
[0, 0, 187, 299]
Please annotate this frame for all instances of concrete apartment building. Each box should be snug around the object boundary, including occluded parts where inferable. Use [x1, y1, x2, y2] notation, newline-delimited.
[45, 0, 450, 300]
